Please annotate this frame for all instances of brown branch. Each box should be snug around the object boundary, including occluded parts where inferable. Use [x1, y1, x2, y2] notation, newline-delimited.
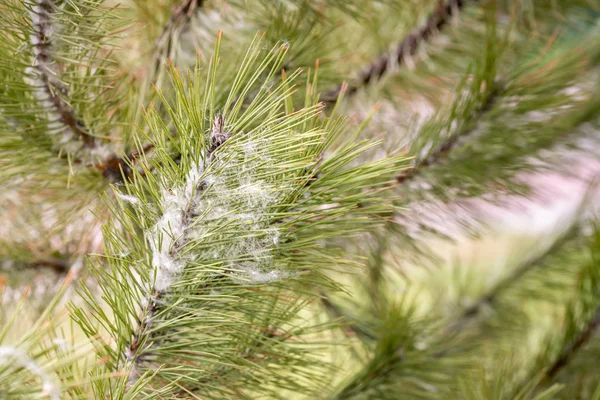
[157, 0, 204, 45]
[96, 143, 155, 182]
[30, 1, 204, 180]
[1, 257, 70, 274]
[152, 0, 205, 76]
[543, 309, 600, 382]
[447, 224, 579, 334]
[321, 1, 484, 342]
[31, 0, 96, 148]
[322, 0, 477, 103]
[396, 85, 500, 184]
[27, 258, 70, 273]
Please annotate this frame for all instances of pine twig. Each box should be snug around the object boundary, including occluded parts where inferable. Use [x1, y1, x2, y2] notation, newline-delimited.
[332, 225, 582, 398]
[96, 143, 155, 182]
[152, 0, 205, 76]
[322, 0, 490, 342]
[30, 0, 96, 148]
[322, 0, 477, 103]
[31, 0, 135, 182]
[122, 114, 229, 385]
[0, 257, 70, 274]
[396, 85, 500, 184]
[97, 0, 205, 182]
[543, 309, 600, 382]
[23, 258, 70, 274]
[157, 0, 204, 45]
[321, 292, 375, 340]
[448, 225, 578, 333]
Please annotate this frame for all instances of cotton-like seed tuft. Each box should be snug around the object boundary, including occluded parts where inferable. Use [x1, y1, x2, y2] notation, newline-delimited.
[230, 264, 291, 285]
[116, 192, 140, 204]
[148, 135, 291, 296]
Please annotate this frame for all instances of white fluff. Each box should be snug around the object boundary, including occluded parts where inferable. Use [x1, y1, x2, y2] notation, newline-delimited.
[149, 163, 204, 291]
[230, 264, 290, 285]
[116, 192, 140, 205]
[147, 137, 290, 292]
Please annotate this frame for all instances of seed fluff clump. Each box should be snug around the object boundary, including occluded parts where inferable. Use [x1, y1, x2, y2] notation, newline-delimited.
[147, 126, 290, 293]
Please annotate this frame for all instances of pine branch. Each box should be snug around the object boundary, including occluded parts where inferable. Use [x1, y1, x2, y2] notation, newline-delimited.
[152, 0, 205, 77]
[399, 30, 600, 202]
[30, 0, 154, 182]
[397, 85, 500, 184]
[122, 114, 229, 384]
[94, 0, 206, 183]
[544, 309, 600, 382]
[321, 291, 376, 340]
[158, 0, 204, 43]
[322, 0, 478, 103]
[0, 0, 138, 183]
[331, 223, 593, 399]
[534, 225, 600, 388]
[96, 143, 155, 182]
[326, 17, 599, 399]
[1, 257, 70, 274]
[30, 0, 96, 149]
[448, 225, 578, 333]
[72, 36, 407, 397]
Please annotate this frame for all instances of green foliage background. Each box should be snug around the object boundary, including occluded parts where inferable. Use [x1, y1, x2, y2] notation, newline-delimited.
[0, 0, 599, 399]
